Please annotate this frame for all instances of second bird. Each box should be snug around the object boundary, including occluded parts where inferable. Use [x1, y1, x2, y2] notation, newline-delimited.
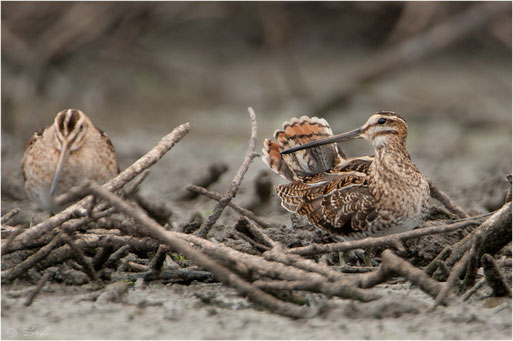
[262, 111, 430, 242]
[21, 109, 119, 212]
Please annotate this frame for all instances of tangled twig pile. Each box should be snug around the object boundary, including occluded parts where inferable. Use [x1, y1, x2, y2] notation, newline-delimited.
[1, 109, 511, 318]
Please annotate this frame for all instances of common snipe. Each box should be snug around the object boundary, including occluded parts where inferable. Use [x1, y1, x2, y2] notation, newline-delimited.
[21, 109, 119, 211]
[262, 112, 430, 244]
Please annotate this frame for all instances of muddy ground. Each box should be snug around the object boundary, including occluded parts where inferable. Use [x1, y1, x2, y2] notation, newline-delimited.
[2, 3, 512, 339]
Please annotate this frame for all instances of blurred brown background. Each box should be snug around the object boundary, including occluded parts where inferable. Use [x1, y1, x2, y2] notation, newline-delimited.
[2, 1, 511, 216]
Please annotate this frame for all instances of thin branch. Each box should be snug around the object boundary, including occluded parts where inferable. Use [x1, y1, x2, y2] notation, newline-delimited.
[24, 272, 51, 307]
[289, 219, 482, 256]
[462, 234, 482, 291]
[3, 206, 116, 255]
[438, 202, 512, 280]
[61, 232, 98, 281]
[196, 107, 259, 238]
[1, 207, 21, 225]
[431, 247, 474, 310]
[181, 161, 229, 200]
[428, 179, 469, 218]
[104, 244, 131, 269]
[2, 232, 64, 283]
[424, 246, 451, 276]
[481, 253, 512, 297]
[462, 278, 486, 301]
[187, 184, 276, 229]
[357, 249, 443, 300]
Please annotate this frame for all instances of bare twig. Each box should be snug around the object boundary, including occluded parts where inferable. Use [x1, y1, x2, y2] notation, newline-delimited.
[439, 202, 512, 280]
[181, 161, 229, 200]
[431, 247, 474, 310]
[122, 169, 151, 198]
[424, 246, 452, 276]
[104, 244, 131, 269]
[92, 245, 114, 271]
[187, 185, 276, 229]
[481, 254, 512, 297]
[2, 206, 116, 255]
[24, 272, 51, 306]
[149, 244, 170, 272]
[428, 179, 469, 218]
[61, 232, 98, 281]
[3, 122, 190, 254]
[1, 207, 21, 225]
[196, 107, 259, 238]
[2, 232, 64, 283]
[357, 250, 443, 300]
[462, 278, 487, 301]
[289, 219, 481, 256]
[462, 234, 482, 291]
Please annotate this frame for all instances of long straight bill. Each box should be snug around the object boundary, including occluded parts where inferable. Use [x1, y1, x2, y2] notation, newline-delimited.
[280, 127, 362, 155]
[49, 140, 70, 196]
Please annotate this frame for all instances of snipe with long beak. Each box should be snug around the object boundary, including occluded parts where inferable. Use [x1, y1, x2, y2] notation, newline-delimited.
[21, 109, 119, 212]
[262, 112, 430, 241]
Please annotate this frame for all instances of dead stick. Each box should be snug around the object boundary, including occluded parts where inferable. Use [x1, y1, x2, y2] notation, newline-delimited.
[289, 219, 481, 256]
[86, 181, 313, 319]
[61, 232, 98, 281]
[357, 250, 443, 299]
[1, 207, 21, 225]
[104, 244, 131, 269]
[428, 179, 469, 218]
[187, 185, 276, 229]
[24, 272, 51, 306]
[462, 234, 482, 291]
[149, 244, 170, 272]
[3, 206, 116, 255]
[424, 246, 452, 276]
[122, 168, 151, 198]
[4, 123, 190, 254]
[196, 108, 258, 238]
[462, 278, 486, 301]
[481, 254, 512, 297]
[431, 247, 473, 310]
[440, 202, 512, 280]
[2, 232, 64, 283]
[182, 161, 229, 200]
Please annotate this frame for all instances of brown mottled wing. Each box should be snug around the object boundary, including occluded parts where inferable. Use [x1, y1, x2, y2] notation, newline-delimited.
[96, 126, 120, 175]
[277, 156, 376, 237]
[21, 128, 44, 182]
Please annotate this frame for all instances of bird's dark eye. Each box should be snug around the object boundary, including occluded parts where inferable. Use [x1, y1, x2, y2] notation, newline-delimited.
[378, 118, 387, 124]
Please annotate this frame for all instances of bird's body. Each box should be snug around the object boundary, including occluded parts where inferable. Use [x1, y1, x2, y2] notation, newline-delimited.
[21, 109, 119, 211]
[262, 112, 430, 241]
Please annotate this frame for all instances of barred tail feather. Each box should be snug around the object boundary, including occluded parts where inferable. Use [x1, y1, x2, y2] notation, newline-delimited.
[261, 116, 345, 181]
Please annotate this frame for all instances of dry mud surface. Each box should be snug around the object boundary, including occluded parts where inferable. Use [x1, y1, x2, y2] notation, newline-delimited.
[2, 281, 511, 340]
[2, 51, 512, 339]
